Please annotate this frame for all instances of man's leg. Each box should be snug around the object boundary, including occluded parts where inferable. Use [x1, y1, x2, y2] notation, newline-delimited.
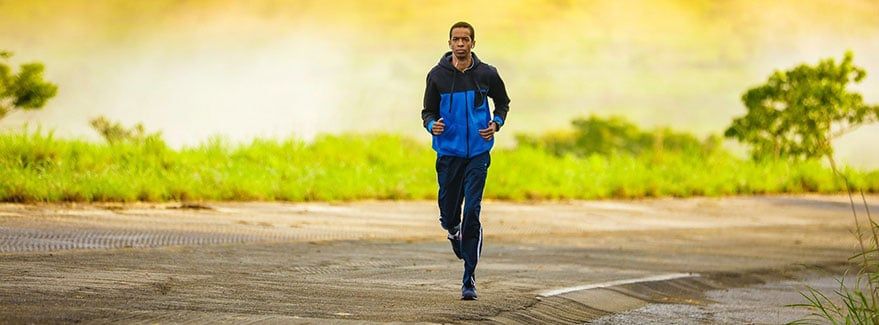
[460, 151, 490, 294]
[436, 155, 466, 238]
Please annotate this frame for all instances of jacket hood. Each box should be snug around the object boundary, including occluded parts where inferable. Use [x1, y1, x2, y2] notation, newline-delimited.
[437, 51, 482, 71]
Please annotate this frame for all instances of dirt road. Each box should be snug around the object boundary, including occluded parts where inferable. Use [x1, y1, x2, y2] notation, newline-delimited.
[1, 195, 875, 323]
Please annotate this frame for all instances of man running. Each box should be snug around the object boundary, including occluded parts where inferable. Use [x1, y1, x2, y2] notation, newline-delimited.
[420, 21, 510, 300]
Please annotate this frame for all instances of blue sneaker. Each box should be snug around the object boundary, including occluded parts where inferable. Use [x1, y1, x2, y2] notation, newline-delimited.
[447, 226, 462, 260]
[461, 285, 478, 300]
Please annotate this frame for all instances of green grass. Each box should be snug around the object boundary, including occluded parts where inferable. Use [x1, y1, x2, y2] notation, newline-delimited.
[1, 129, 877, 203]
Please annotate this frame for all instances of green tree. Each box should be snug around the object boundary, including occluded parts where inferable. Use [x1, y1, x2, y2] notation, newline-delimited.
[0, 50, 58, 119]
[724, 51, 879, 171]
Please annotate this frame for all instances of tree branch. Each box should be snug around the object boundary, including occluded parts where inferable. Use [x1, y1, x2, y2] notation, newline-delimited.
[830, 117, 878, 139]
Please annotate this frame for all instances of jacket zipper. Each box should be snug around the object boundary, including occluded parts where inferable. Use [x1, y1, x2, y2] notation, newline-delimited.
[464, 71, 470, 158]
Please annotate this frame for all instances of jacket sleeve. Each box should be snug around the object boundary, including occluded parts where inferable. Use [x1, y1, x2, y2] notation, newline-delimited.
[488, 68, 510, 131]
[421, 73, 440, 133]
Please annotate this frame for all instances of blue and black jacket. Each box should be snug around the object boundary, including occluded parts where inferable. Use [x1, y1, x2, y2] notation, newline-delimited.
[422, 51, 510, 158]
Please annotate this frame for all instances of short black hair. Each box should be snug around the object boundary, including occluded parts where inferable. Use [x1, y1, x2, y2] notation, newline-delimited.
[449, 21, 475, 40]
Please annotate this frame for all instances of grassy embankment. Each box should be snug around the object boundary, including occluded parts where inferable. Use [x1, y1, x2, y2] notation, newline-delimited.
[1, 118, 877, 202]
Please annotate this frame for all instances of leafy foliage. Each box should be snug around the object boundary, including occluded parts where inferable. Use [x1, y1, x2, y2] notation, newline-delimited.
[725, 51, 879, 161]
[515, 115, 719, 157]
[0, 50, 58, 119]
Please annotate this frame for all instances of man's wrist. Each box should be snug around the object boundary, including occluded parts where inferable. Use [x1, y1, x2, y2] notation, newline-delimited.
[491, 116, 504, 131]
[427, 120, 436, 134]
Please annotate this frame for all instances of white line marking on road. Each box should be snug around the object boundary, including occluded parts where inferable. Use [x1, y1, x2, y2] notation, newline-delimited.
[538, 272, 700, 297]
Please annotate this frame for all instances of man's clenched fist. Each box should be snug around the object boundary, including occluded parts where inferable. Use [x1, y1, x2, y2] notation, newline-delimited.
[478, 121, 497, 141]
[432, 118, 445, 135]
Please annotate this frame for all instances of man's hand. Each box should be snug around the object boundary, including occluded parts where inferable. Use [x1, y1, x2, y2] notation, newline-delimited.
[432, 118, 445, 135]
[478, 121, 497, 141]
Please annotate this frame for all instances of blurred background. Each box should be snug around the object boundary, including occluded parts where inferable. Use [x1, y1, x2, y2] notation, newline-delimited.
[1, 0, 877, 167]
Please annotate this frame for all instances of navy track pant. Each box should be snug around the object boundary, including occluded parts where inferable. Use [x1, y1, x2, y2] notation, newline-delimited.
[436, 151, 490, 288]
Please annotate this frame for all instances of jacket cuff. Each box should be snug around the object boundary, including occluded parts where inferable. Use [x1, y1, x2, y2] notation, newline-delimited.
[426, 120, 435, 134]
[492, 116, 504, 131]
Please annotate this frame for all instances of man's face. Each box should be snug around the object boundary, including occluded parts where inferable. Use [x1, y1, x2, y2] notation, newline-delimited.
[448, 27, 474, 60]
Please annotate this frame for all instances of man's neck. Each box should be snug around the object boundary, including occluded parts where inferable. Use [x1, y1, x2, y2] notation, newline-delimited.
[452, 54, 472, 72]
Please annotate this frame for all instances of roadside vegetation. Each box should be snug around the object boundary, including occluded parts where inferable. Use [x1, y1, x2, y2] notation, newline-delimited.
[1, 119, 876, 202]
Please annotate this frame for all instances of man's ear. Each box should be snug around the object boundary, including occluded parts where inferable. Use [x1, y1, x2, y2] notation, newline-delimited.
[471, 40, 476, 49]
[448, 40, 453, 49]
